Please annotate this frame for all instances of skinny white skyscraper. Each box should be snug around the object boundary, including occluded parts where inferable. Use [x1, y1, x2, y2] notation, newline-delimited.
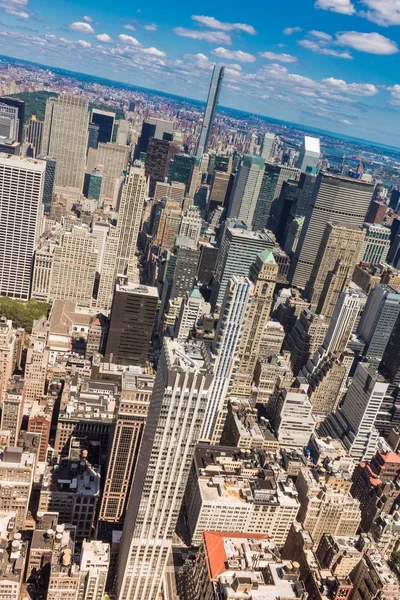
[0, 155, 45, 300]
[323, 289, 362, 353]
[116, 339, 212, 600]
[196, 65, 224, 158]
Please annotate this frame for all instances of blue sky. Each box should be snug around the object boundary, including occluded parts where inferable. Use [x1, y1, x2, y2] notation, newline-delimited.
[1, 0, 400, 145]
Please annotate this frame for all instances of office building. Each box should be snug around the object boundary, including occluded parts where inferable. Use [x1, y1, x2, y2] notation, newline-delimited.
[176, 289, 209, 341]
[145, 137, 177, 195]
[116, 340, 212, 600]
[179, 205, 202, 242]
[1, 377, 24, 445]
[271, 386, 316, 448]
[208, 170, 230, 212]
[25, 116, 43, 157]
[252, 353, 293, 406]
[47, 556, 80, 600]
[228, 154, 265, 226]
[210, 227, 274, 309]
[95, 142, 130, 205]
[284, 309, 328, 375]
[84, 169, 102, 201]
[261, 131, 275, 160]
[221, 398, 279, 451]
[78, 540, 110, 600]
[234, 249, 278, 396]
[170, 154, 195, 190]
[320, 363, 389, 461]
[305, 222, 365, 318]
[0, 521, 27, 599]
[201, 276, 252, 443]
[302, 350, 350, 417]
[0, 317, 17, 403]
[91, 220, 109, 274]
[358, 284, 400, 365]
[296, 467, 361, 544]
[116, 119, 129, 145]
[0, 155, 45, 299]
[27, 401, 52, 461]
[153, 180, 185, 203]
[170, 242, 200, 300]
[37, 155, 56, 215]
[0, 446, 35, 529]
[291, 173, 374, 289]
[296, 135, 321, 172]
[196, 65, 224, 157]
[184, 446, 300, 546]
[361, 222, 391, 266]
[87, 122, 99, 150]
[48, 226, 97, 308]
[0, 96, 24, 144]
[42, 95, 89, 191]
[350, 546, 400, 599]
[258, 320, 285, 358]
[323, 289, 363, 353]
[365, 200, 387, 225]
[99, 372, 153, 523]
[91, 108, 115, 143]
[137, 117, 173, 155]
[197, 242, 218, 286]
[105, 278, 158, 366]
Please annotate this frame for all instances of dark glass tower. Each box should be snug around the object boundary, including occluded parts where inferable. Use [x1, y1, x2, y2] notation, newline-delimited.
[196, 65, 224, 158]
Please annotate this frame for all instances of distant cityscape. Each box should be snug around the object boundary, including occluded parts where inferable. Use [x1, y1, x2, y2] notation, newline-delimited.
[0, 51, 400, 600]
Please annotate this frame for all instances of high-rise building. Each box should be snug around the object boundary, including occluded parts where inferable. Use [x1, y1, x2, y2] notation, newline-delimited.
[196, 65, 224, 158]
[116, 119, 130, 145]
[0, 155, 45, 300]
[302, 350, 350, 417]
[233, 249, 278, 396]
[0, 446, 35, 529]
[27, 401, 52, 462]
[91, 108, 115, 143]
[291, 173, 374, 289]
[323, 289, 363, 353]
[305, 222, 365, 317]
[95, 142, 130, 205]
[358, 284, 400, 365]
[210, 227, 274, 309]
[37, 155, 56, 215]
[176, 289, 209, 341]
[78, 540, 110, 600]
[284, 309, 329, 375]
[260, 131, 275, 160]
[145, 138, 178, 195]
[99, 372, 153, 523]
[365, 200, 387, 225]
[271, 386, 316, 448]
[201, 276, 252, 443]
[1, 376, 24, 445]
[116, 340, 212, 600]
[84, 169, 102, 201]
[137, 117, 173, 155]
[361, 223, 391, 266]
[25, 116, 43, 157]
[0, 96, 24, 143]
[0, 317, 17, 403]
[170, 243, 200, 300]
[87, 123, 99, 150]
[296, 135, 321, 172]
[179, 205, 202, 241]
[153, 180, 185, 203]
[24, 336, 49, 409]
[42, 95, 89, 191]
[170, 154, 195, 190]
[228, 154, 265, 226]
[105, 278, 158, 366]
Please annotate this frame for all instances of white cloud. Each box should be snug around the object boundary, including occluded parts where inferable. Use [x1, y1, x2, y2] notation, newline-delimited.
[299, 39, 353, 59]
[0, 0, 29, 19]
[142, 46, 165, 57]
[322, 76, 378, 96]
[68, 22, 94, 34]
[315, 0, 355, 14]
[211, 47, 256, 62]
[360, 0, 400, 26]
[336, 31, 398, 54]
[173, 27, 231, 44]
[144, 24, 157, 31]
[283, 26, 302, 35]
[77, 39, 91, 48]
[118, 33, 140, 46]
[192, 15, 256, 35]
[309, 30, 333, 40]
[259, 51, 298, 63]
[124, 24, 136, 31]
[387, 84, 400, 105]
[83, 15, 92, 22]
[96, 33, 112, 43]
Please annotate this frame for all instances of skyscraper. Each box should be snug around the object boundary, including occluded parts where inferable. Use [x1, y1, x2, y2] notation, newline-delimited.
[323, 290, 363, 353]
[91, 108, 115, 143]
[0, 96, 24, 143]
[260, 132, 275, 160]
[201, 276, 252, 443]
[196, 65, 224, 158]
[42, 94, 89, 191]
[296, 135, 321, 173]
[228, 154, 265, 226]
[116, 339, 212, 600]
[37, 155, 56, 215]
[291, 173, 374, 289]
[95, 142, 130, 206]
[25, 116, 43, 157]
[104, 278, 158, 366]
[0, 155, 45, 299]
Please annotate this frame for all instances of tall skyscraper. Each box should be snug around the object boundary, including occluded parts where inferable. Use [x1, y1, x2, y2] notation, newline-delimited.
[361, 223, 391, 266]
[201, 276, 252, 443]
[42, 94, 89, 191]
[104, 277, 158, 366]
[260, 132, 275, 160]
[323, 290, 362, 353]
[95, 142, 130, 206]
[25, 116, 43, 157]
[228, 154, 265, 226]
[195, 65, 224, 158]
[91, 108, 115, 143]
[291, 173, 374, 289]
[137, 117, 173, 156]
[296, 135, 321, 173]
[0, 96, 24, 143]
[0, 155, 45, 299]
[233, 250, 278, 396]
[116, 339, 212, 600]
[37, 155, 56, 215]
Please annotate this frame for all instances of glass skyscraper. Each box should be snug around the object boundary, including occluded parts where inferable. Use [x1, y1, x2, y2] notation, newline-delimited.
[195, 65, 224, 158]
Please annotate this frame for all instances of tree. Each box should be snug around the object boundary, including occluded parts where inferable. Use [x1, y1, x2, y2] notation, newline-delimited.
[391, 551, 400, 565]
[0, 297, 51, 333]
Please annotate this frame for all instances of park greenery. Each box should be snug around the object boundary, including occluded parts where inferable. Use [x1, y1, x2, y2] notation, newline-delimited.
[0, 297, 51, 333]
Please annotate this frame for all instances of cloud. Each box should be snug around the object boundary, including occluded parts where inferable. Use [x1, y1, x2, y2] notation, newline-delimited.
[192, 15, 256, 35]
[83, 15, 92, 22]
[309, 30, 333, 40]
[315, 0, 355, 14]
[68, 21, 94, 34]
[144, 24, 157, 31]
[173, 27, 231, 44]
[96, 33, 112, 43]
[77, 39, 91, 48]
[387, 84, 400, 105]
[118, 33, 140, 46]
[124, 24, 136, 31]
[211, 47, 256, 62]
[336, 31, 398, 54]
[299, 39, 353, 59]
[360, 0, 400, 26]
[142, 46, 165, 57]
[0, 0, 30, 19]
[283, 26, 302, 35]
[322, 77, 378, 96]
[259, 51, 298, 63]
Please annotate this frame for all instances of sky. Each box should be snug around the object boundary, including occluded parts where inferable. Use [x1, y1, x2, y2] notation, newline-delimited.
[1, 1, 400, 145]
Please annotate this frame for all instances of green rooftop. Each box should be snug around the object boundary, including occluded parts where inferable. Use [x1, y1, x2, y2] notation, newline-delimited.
[258, 248, 276, 264]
